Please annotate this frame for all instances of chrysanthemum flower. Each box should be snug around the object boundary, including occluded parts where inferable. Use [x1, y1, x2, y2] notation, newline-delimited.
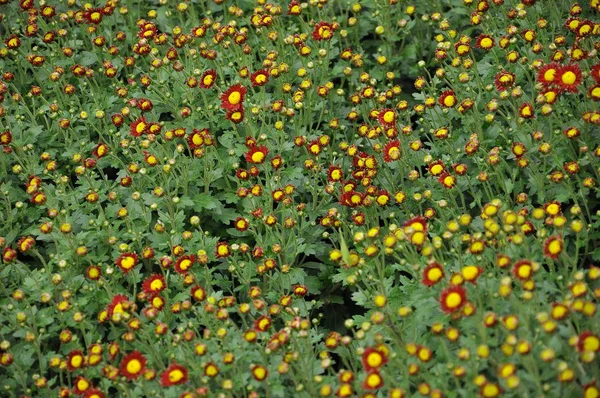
[245, 145, 269, 164]
[67, 350, 86, 372]
[439, 285, 467, 313]
[251, 365, 268, 381]
[120, 351, 146, 381]
[115, 252, 139, 274]
[174, 255, 195, 274]
[362, 347, 388, 371]
[577, 331, 599, 353]
[555, 64, 582, 93]
[543, 235, 563, 259]
[312, 21, 335, 41]
[204, 362, 219, 377]
[83, 388, 105, 398]
[438, 90, 457, 108]
[220, 84, 247, 111]
[199, 69, 217, 88]
[363, 371, 384, 390]
[537, 63, 560, 86]
[327, 165, 344, 183]
[142, 274, 166, 297]
[475, 34, 494, 50]
[130, 117, 147, 137]
[512, 259, 533, 280]
[383, 140, 401, 162]
[251, 69, 269, 86]
[254, 315, 272, 332]
[215, 241, 231, 258]
[438, 172, 456, 188]
[160, 362, 188, 386]
[422, 263, 444, 287]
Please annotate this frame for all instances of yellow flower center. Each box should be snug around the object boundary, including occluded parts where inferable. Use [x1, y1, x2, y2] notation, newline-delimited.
[228, 91, 241, 105]
[462, 266, 479, 280]
[383, 111, 394, 123]
[443, 96, 455, 107]
[126, 359, 142, 374]
[367, 373, 381, 387]
[169, 369, 184, 382]
[388, 147, 400, 160]
[543, 69, 556, 82]
[428, 267, 443, 282]
[251, 152, 265, 163]
[518, 265, 531, 279]
[561, 71, 576, 85]
[367, 352, 382, 368]
[255, 74, 266, 84]
[71, 355, 83, 368]
[548, 239, 562, 254]
[150, 279, 163, 291]
[77, 379, 89, 390]
[254, 367, 266, 379]
[583, 336, 600, 352]
[203, 75, 213, 85]
[481, 38, 492, 48]
[121, 257, 135, 269]
[446, 292, 462, 308]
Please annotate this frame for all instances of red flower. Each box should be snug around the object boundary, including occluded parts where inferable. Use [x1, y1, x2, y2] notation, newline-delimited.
[339, 191, 363, 207]
[312, 21, 335, 41]
[438, 90, 457, 108]
[191, 285, 206, 302]
[120, 351, 146, 381]
[234, 217, 250, 232]
[590, 64, 600, 83]
[115, 252, 139, 274]
[438, 172, 456, 188]
[106, 294, 129, 318]
[327, 165, 344, 182]
[67, 350, 86, 371]
[254, 315, 272, 332]
[250, 69, 269, 86]
[226, 108, 244, 124]
[142, 274, 166, 297]
[130, 117, 147, 137]
[537, 63, 560, 86]
[92, 143, 109, 158]
[361, 347, 388, 371]
[220, 84, 247, 111]
[543, 235, 563, 259]
[245, 145, 269, 164]
[383, 140, 401, 162]
[475, 34, 494, 50]
[363, 371, 384, 390]
[215, 241, 231, 258]
[422, 263, 444, 287]
[555, 64, 582, 93]
[83, 388, 105, 398]
[187, 128, 209, 148]
[378, 108, 396, 126]
[494, 70, 515, 91]
[577, 331, 600, 353]
[174, 255, 195, 274]
[251, 365, 269, 381]
[199, 69, 217, 88]
[439, 285, 467, 313]
[160, 362, 188, 386]
[518, 103, 535, 119]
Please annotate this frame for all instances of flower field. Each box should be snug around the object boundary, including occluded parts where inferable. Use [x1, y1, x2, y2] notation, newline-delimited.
[1, 0, 600, 396]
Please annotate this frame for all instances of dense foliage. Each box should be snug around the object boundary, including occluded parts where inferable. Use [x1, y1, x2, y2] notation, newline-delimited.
[1, 0, 600, 397]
